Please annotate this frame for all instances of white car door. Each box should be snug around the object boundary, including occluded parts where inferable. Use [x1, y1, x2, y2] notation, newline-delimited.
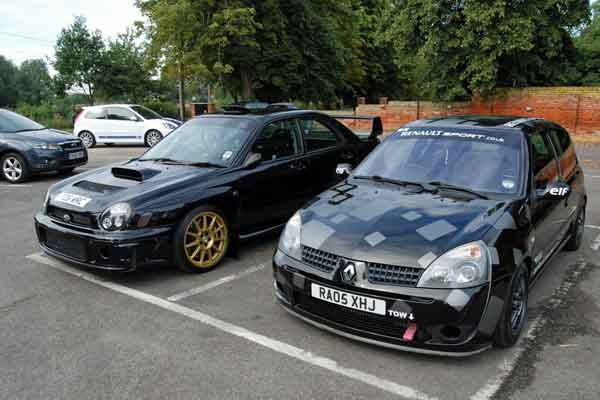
[104, 107, 144, 144]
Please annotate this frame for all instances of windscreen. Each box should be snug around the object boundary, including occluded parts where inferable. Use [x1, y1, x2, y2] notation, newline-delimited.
[353, 127, 523, 194]
[131, 106, 162, 120]
[0, 109, 44, 132]
[141, 117, 257, 166]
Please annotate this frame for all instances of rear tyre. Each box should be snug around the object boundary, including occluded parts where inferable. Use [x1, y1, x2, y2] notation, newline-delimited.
[145, 130, 163, 147]
[78, 131, 96, 148]
[173, 205, 230, 273]
[1, 153, 31, 183]
[493, 264, 528, 348]
[564, 206, 585, 251]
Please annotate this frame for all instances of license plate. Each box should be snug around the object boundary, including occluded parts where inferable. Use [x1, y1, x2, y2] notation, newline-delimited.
[68, 151, 84, 160]
[54, 192, 92, 208]
[311, 283, 386, 315]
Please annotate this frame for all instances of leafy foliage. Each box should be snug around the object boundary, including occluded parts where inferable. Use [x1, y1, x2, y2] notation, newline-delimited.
[15, 59, 52, 105]
[0, 55, 18, 107]
[575, 1, 600, 85]
[54, 16, 106, 104]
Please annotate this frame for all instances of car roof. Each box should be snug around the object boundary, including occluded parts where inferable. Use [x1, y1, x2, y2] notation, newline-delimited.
[199, 109, 323, 123]
[405, 115, 543, 132]
[85, 104, 140, 109]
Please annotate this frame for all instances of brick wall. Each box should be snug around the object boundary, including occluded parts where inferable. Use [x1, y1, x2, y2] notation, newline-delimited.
[353, 87, 600, 135]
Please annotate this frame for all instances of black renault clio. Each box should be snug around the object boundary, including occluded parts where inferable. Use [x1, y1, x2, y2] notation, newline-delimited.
[274, 116, 586, 356]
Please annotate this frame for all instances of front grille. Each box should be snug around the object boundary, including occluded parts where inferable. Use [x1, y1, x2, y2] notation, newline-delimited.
[301, 246, 339, 272]
[295, 291, 409, 338]
[59, 141, 83, 150]
[367, 263, 422, 287]
[47, 205, 96, 227]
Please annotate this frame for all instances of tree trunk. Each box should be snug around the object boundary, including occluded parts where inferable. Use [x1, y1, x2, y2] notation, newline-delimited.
[241, 68, 253, 100]
[178, 62, 185, 121]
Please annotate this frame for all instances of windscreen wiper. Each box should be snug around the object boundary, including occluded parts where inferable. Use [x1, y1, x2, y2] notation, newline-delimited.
[427, 181, 489, 200]
[186, 161, 227, 168]
[353, 175, 435, 191]
[138, 157, 186, 164]
[11, 128, 46, 133]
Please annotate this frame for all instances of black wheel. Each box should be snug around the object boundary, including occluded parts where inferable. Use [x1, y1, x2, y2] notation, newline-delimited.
[58, 167, 76, 175]
[564, 206, 585, 251]
[493, 265, 528, 348]
[78, 131, 96, 148]
[1, 153, 31, 184]
[173, 205, 230, 273]
[145, 130, 163, 147]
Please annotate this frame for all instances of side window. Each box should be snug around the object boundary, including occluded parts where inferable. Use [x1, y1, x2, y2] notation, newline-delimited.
[530, 131, 559, 189]
[251, 119, 300, 162]
[106, 107, 137, 121]
[299, 119, 340, 152]
[85, 109, 105, 119]
[549, 127, 576, 179]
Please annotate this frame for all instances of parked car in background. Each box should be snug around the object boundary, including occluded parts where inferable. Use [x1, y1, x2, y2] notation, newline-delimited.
[35, 108, 381, 273]
[0, 109, 87, 184]
[274, 116, 586, 355]
[74, 104, 181, 148]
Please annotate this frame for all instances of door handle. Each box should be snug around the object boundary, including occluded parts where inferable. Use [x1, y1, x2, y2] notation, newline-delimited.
[290, 161, 307, 171]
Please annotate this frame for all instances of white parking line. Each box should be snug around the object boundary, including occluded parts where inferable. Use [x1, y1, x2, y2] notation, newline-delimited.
[167, 263, 266, 302]
[591, 234, 600, 251]
[586, 225, 600, 230]
[585, 175, 600, 179]
[0, 184, 33, 188]
[26, 252, 437, 400]
[470, 261, 588, 400]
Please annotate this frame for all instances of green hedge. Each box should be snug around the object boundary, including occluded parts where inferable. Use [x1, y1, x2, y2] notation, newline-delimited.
[16, 101, 74, 131]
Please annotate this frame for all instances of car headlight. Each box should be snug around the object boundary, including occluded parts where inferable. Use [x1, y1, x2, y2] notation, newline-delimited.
[100, 203, 133, 231]
[29, 142, 60, 150]
[278, 211, 302, 260]
[417, 242, 490, 289]
[162, 121, 175, 130]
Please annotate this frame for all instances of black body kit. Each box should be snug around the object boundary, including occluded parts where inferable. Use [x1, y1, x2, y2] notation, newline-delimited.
[274, 116, 587, 355]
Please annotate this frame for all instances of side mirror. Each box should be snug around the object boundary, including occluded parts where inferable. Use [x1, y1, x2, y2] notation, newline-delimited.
[369, 116, 383, 140]
[243, 152, 262, 169]
[336, 163, 353, 177]
[537, 182, 570, 200]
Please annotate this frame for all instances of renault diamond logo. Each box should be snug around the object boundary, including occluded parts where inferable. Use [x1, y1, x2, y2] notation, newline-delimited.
[339, 259, 357, 283]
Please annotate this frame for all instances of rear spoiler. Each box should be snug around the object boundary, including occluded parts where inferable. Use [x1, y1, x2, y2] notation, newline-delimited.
[330, 114, 383, 140]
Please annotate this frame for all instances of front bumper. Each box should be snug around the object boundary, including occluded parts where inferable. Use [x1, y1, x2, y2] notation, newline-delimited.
[35, 212, 171, 271]
[27, 149, 88, 172]
[273, 250, 499, 356]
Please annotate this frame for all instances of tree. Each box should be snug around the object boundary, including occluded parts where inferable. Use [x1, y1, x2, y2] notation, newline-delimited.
[0, 55, 18, 107]
[16, 59, 52, 105]
[575, 1, 600, 85]
[99, 29, 152, 102]
[54, 16, 106, 104]
[384, 0, 591, 101]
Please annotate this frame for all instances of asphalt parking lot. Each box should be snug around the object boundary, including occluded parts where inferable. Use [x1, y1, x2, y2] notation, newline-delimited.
[1, 145, 599, 400]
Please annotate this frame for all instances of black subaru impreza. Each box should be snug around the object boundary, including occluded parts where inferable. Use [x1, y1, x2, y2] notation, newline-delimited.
[274, 116, 586, 355]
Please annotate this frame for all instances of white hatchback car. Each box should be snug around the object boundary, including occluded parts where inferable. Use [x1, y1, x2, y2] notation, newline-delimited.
[74, 104, 180, 148]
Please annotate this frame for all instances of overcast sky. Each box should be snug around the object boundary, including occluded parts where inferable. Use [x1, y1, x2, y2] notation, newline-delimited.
[1, 0, 142, 67]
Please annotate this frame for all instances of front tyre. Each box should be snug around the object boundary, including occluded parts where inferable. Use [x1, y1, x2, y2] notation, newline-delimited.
[78, 131, 96, 148]
[493, 264, 528, 348]
[1, 153, 31, 183]
[564, 206, 585, 251]
[173, 206, 229, 273]
[145, 130, 163, 147]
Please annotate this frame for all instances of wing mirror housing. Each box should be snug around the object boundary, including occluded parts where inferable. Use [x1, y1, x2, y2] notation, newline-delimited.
[336, 163, 353, 177]
[243, 152, 262, 169]
[537, 182, 571, 200]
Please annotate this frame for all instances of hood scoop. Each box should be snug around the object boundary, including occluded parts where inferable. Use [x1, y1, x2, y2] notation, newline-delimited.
[111, 166, 161, 182]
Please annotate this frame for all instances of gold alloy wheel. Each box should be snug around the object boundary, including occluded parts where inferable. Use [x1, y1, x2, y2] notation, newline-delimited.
[183, 211, 228, 269]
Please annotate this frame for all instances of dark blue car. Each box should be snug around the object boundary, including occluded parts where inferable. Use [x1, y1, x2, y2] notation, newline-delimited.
[0, 109, 87, 183]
